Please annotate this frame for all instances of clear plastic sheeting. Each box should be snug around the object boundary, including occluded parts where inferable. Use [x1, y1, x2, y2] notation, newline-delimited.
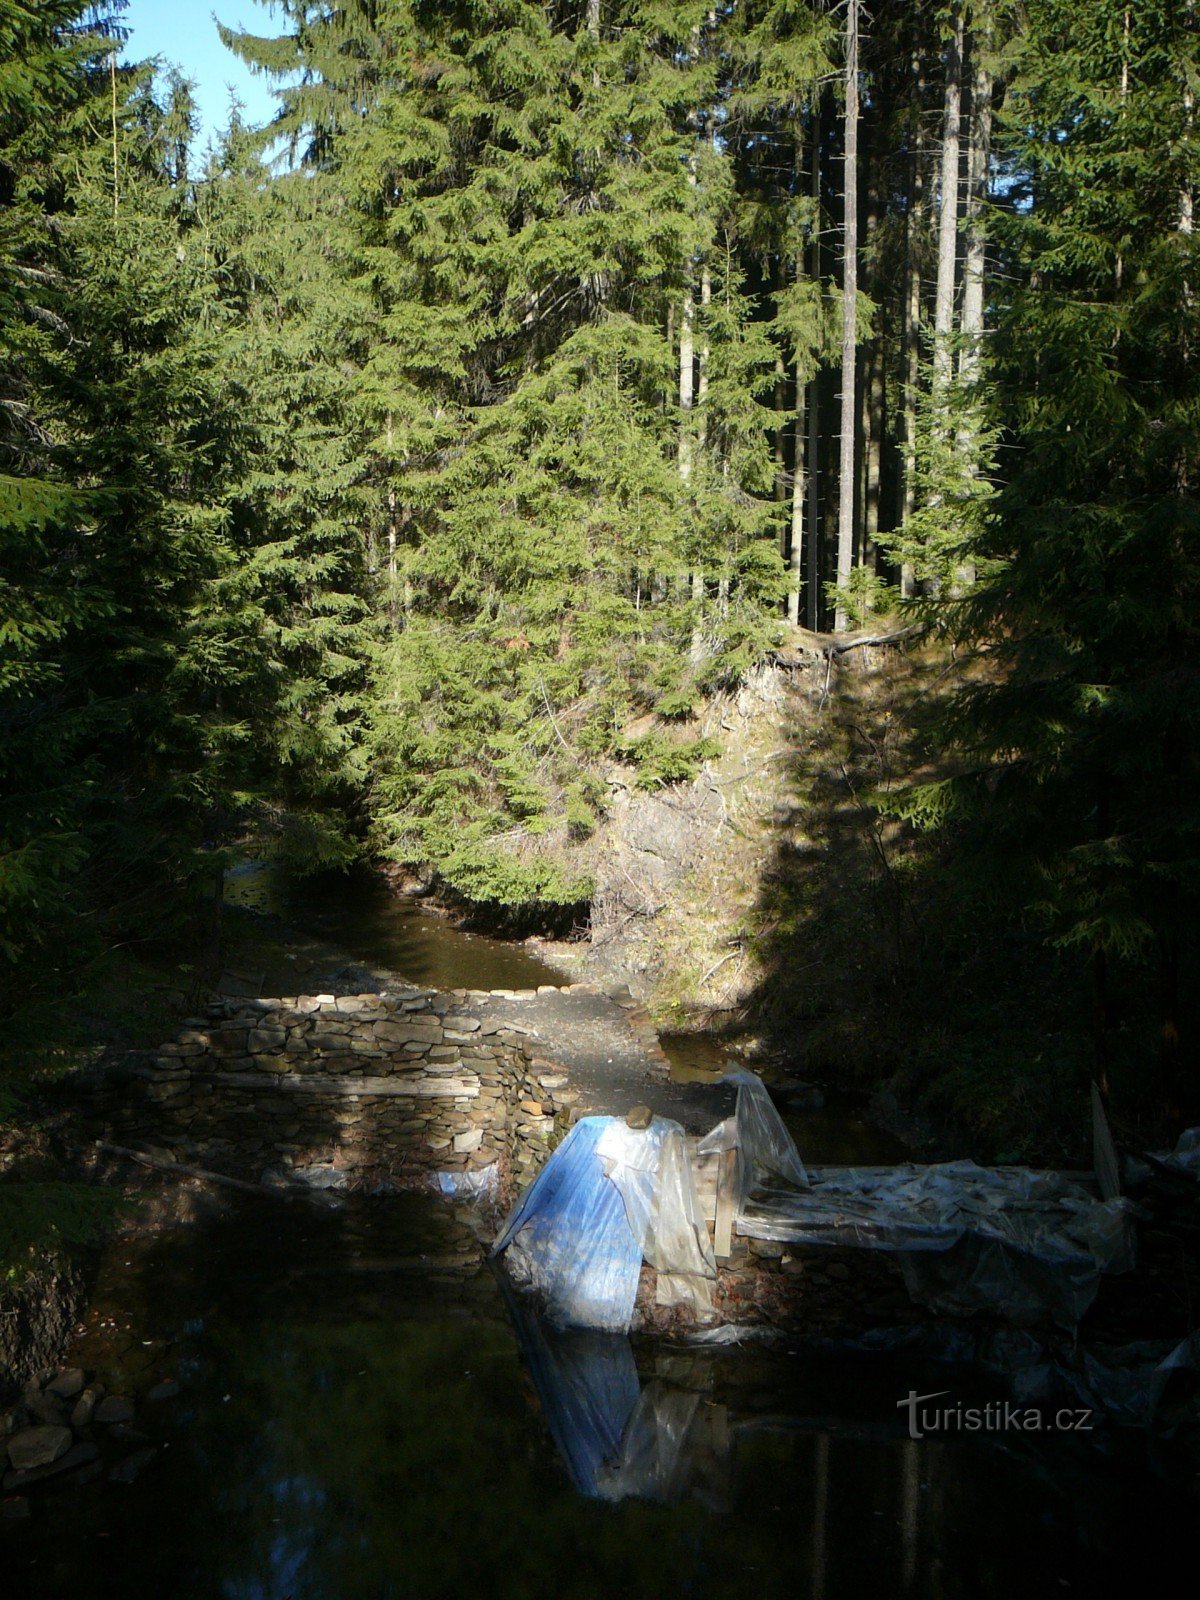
[595, 1118, 717, 1315]
[1147, 1126, 1200, 1178]
[435, 1162, 499, 1201]
[707, 1073, 1136, 1327]
[736, 1158, 1136, 1327]
[697, 1070, 809, 1199]
[492, 1113, 717, 1332]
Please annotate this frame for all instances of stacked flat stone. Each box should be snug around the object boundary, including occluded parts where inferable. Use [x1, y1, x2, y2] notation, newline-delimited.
[89, 990, 572, 1192]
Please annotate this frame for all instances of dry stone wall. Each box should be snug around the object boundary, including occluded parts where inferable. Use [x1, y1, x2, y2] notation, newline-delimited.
[88, 989, 577, 1195]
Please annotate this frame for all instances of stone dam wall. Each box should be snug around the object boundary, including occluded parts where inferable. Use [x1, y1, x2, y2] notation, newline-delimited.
[84, 989, 577, 1195]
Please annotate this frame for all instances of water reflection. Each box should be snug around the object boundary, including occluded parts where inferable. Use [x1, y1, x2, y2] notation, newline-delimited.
[6, 1194, 1192, 1600]
[506, 1299, 730, 1508]
[224, 860, 563, 992]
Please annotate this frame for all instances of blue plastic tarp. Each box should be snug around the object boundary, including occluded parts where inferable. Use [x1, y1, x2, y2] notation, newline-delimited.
[492, 1117, 644, 1332]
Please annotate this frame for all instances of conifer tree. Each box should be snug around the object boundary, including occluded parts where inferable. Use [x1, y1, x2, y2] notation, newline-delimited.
[901, 0, 1200, 1109]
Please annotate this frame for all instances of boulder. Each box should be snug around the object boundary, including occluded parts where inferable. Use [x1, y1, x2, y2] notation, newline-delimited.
[7, 1426, 72, 1472]
[46, 1367, 84, 1400]
[70, 1386, 102, 1428]
[24, 1389, 68, 1426]
[4, 1442, 98, 1491]
[93, 1395, 135, 1424]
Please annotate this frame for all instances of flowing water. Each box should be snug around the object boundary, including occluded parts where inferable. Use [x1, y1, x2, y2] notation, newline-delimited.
[6, 867, 1194, 1595]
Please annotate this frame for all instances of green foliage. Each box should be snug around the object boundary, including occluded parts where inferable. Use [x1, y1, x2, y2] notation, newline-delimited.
[882, 347, 1002, 597]
[617, 732, 722, 789]
[894, 0, 1200, 1103]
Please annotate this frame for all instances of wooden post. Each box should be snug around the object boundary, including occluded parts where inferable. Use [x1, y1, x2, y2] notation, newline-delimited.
[714, 1146, 737, 1259]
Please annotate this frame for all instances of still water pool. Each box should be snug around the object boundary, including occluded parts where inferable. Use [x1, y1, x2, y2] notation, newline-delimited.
[6, 1193, 1191, 1599]
[223, 863, 564, 994]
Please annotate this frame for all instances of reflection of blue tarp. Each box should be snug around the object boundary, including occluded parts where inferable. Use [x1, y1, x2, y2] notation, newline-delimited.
[505, 1293, 641, 1498]
[504, 1289, 732, 1507]
[491, 1117, 643, 1332]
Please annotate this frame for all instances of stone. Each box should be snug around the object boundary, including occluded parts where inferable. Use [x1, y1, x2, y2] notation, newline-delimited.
[24, 1392, 68, 1426]
[453, 1128, 483, 1154]
[749, 1238, 784, 1259]
[93, 1396, 135, 1425]
[145, 1380, 180, 1403]
[70, 1387, 102, 1429]
[247, 1027, 287, 1053]
[625, 1104, 653, 1130]
[7, 1426, 72, 1472]
[4, 1442, 99, 1491]
[442, 1015, 480, 1033]
[46, 1368, 84, 1400]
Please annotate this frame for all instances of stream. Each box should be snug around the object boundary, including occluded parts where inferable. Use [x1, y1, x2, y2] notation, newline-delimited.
[5, 867, 1193, 1596]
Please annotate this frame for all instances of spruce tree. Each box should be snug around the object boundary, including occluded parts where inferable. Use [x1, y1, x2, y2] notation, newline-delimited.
[901, 0, 1200, 1113]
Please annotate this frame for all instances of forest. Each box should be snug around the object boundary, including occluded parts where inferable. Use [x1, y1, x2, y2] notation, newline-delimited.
[1, 0, 1198, 1183]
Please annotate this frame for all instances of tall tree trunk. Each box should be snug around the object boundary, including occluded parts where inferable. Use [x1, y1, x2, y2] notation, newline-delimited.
[858, 167, 881, 574]
[587, 0, 601, 87]
[678, 279, 694, 484]
[691, 260, 711, 660]
[789, 368, 806, 626]
[899, 64, 927, 601]
[954, 15, 992, 589]
[806, 100, 824, 632]
[959, 18, 993, 386]
[862, 338, 884, 569]
[834, 0, 860, 633]
[933, 8, 964, 393]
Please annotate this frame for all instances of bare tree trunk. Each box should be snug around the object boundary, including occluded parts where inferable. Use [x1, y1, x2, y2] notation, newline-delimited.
[691, 260, 711, 659]
[1182, 6, 1195, 264]
[959, 19, 993, 387]
[109, 50, 120, 217]
[807, 102, 823, 631]
[863, 339, 884, 569]
[933, 7, 964, 393]
[788, 366, 806, 626]
[678, 282, 694, 483]
[953, 14, 993, 589]
[834, 0, 860, 633]
[899, 66, 926, 601]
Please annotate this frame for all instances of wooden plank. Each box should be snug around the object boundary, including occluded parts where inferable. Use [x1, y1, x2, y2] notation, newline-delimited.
[714, 1147, 737, 1260]
[1091, 1080, 1121, 1200]
[206, 1071, 479, 1098]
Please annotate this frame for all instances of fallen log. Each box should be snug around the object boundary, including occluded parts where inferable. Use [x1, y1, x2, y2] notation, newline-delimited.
[93, 1140, 288, 1198]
